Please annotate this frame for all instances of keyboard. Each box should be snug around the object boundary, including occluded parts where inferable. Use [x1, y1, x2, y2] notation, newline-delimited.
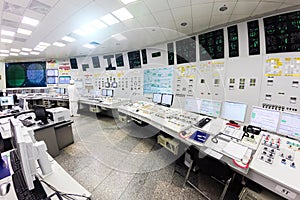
[20, 119, 35, 127]
[196, 118, 211, 128]
[10, 150, 47, 200]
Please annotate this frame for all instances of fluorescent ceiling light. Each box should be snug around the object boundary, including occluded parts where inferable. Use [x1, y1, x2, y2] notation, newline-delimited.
[53, 42, 66, 47]
[0, 50, 9, 53]
[1, 30, 15, 37]
[112, 33, 127, 41]
[22, 16, 39, 26]
[19, 52, 29, 55]
[11, 48, 20, 52]
[83, 44, 96, 49]
[0, 54, 9, 57]
[30, 51, 40, 55]
[100, 14, 119, 25]
[9, 53, 19, 56]
[112, 8, 133, 21]
[17, 28, 32, 35]
[1, 38, 13, 43]
[34, 47, 46, 51]
[90, 19, 107, 29]
[22, 48, 32, 52]
[121, 0, 138, 4]
[62, 36, 75, 42]
[73, 29, 87, 36]
[38, 42, 50, 47]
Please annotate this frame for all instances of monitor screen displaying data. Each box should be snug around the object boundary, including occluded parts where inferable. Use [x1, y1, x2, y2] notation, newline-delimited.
[102, 89, 107, 96]
[221, 101, 247, 122]
[200, 99, 222, 117]
[161, 94, 173, 107]
[250, 107, 280, 132]
[278, 112, 300, 140]
[152, 93, 162, 104]
[0, 96, 14, 106]
[107, 89, 113, 97]
[185, 97, 201, 114]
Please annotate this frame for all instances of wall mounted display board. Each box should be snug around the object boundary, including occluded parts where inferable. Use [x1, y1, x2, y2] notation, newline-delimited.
[199, 29, 224, 61]
[247, 20, 260, 55]
[70, 58, 78, 69]
[264, 11, 300, 54]
[141, 49, 147, 64]
[143, 67, 173, 94]
[128, 50, 141, 69]
[92, 56, 100, 68]
[227, 25, 239, 57]
[176, 36, 196, 64]
[115, 53, 124, 67]
[167, 43, 174, 65]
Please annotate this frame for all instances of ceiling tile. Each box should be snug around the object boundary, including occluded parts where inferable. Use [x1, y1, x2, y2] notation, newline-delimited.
[193, 19, 210, 33]
[191, 3, 213, 18]
[171, 6, 192, 21]
[5, 0, 31, 7]
[94, 0, 123, 13]
[23, 9, 45, 21]
[3, 2, 25, 16]
[233, 2, 259, 15]
[136, 14, 159, 28]
[212, 2, 236, 15]
[278, 4, 294, 9]
[209, 14, 230, 27]
[168, 0, 190, 9]
[38, 0, 60, 7]
[1, 19, 19, 28]
[230, 14, 249, 22]
[261, 0, 285, 2]
[191, 0, 214, 5]
[126, 1, 151, 17]
[144, 0, 170, 12]
[28, 0, 52, 15]
[122, 19, 141, 29]
[283, 0, 300, 5]
[252, 2, 282, 16]
[2, 12, 22, 23]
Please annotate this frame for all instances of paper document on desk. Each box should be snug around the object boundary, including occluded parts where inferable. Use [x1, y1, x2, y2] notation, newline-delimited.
[222, 141, 248, 161]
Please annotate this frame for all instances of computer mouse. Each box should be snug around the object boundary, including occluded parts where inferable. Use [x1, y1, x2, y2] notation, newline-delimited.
[0, 182, 10, 196]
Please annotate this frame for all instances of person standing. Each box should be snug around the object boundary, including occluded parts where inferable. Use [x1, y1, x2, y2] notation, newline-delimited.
[67, 80, 80, 117]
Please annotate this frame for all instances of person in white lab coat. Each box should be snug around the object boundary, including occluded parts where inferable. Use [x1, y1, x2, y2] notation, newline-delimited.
[67, 80, 80, 117]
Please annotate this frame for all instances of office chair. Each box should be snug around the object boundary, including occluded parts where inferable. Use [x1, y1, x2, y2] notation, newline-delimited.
[183, 146, 235, 200]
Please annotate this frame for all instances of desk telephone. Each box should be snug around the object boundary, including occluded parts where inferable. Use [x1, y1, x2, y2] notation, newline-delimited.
[221, 125, 244, 140]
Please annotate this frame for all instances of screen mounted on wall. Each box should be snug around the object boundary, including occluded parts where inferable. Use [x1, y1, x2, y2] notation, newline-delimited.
[5, 61, 47, 88]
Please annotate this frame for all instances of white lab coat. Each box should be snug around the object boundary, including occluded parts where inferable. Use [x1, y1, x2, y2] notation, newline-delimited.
[67, 84, 80, 116]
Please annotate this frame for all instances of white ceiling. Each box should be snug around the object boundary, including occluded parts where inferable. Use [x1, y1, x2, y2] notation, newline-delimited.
[0, 0, 299, 62]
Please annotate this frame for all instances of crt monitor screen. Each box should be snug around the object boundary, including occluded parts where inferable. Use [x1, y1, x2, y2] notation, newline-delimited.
[250, 107, 280, 132]
[152, 93, 162, 104]
[161, 94, 173, 107]
[34, 105, 48, 124]
[107, 89, 113, 97]
[0, 96, 14, 106]
[278, 112, 300, 140]
[221, 101, 247, 122]
[200, 99, 222, 117]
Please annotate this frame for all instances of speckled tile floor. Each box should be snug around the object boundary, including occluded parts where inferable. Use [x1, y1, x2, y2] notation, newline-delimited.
[54, 111, 227, 200]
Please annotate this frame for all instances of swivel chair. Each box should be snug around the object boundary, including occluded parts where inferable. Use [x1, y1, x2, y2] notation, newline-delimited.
[183, 145, 235, 200]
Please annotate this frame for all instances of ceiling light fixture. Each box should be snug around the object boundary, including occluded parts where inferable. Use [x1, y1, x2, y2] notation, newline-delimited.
[30, 51, 40, 55]
[34, 47, 46, 51]
[112, 8, 133, 21]
[22, 48, 32, 52]
[9, 53, 19, 56]
[112, 33, 127, 41]
[219, 4, 228, 12]
[11, 48, 20, 52]
[62, 36, 75, 42]
[53, 42, 66, 47]
[73, 29, 87, 36]
[19, 52, 29, 55]
[100, 14, 120, 25]
[0, 54, 9, 57]
[120, 0, 137, 5]
[180, 22, 187, 27]
[22, 16, 39, 26]
[17, 28, 32, 35]
[90, 19, 107, 29]
[1, 30, 15, 37]
[1, 38, 13, 43]
[83, 44, 96, 49]
[0, 50, 9, 53]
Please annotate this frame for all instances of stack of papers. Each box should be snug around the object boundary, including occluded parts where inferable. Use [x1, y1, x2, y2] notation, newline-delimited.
[222, 141, 248, 161]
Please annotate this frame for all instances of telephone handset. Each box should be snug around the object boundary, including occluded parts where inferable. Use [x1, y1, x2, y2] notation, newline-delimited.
[243, 125, 261, 135]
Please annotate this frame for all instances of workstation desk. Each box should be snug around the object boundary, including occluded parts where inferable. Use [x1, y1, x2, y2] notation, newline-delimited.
[118, 101, 300, 200]
[79, 97, 130, 113]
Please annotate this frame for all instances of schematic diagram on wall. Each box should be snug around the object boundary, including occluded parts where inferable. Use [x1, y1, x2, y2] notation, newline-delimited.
[143, 67, 173, 94]
[265, 57, 300, 77]
[174, 65, 197, 96]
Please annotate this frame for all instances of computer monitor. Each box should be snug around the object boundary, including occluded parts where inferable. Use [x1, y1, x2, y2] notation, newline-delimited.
[221, 101, 247, 122]
[152, 93, 162, 104]
[107, 89, 113, 97]
[112, 82, 117, 88]
[200, 99, 222, 117]
[102, 89, 107, 96]
[0, 96, 14, 106]
[278, 112, 300, 140]
[10, 118, 52, 190]
[161, 94, 173, 107]
[250, 107, 280, 132]
[34, 105, 48, 125]
[185, 97, 201, 113]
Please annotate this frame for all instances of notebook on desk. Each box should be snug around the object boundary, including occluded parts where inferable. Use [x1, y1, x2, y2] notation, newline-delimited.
[222, 141, 248, 161]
